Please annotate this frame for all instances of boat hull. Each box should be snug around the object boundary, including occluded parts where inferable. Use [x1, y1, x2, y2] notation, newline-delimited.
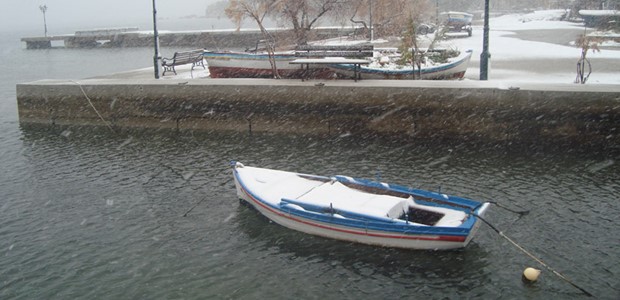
[203, 51, 333, 79]
[329, 50, 473, 80]
[232, 162, 490, 250]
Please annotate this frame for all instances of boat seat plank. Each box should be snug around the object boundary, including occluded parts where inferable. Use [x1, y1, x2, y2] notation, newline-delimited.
[281, 198, 403, 224]
[296, 181, 408, 219]
[240, 168, 326, 206]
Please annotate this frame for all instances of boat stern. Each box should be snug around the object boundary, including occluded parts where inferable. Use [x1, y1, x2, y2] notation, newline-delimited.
[463, 202, 491, 246]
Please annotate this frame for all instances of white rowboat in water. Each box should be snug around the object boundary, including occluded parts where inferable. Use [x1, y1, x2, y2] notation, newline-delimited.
[232, 162, 490, 250]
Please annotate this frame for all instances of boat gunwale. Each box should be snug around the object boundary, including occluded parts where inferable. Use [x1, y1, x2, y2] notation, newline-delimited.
[203, 50, 296, 61]
[328, 49, 473, 76]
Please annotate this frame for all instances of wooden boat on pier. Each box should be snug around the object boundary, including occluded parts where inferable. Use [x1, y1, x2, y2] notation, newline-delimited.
[327, 49, 473, 80]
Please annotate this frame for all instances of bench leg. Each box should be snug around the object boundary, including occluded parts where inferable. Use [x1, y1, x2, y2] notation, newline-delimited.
[162, 65, 177, 76]
[299, 64, 306, 82]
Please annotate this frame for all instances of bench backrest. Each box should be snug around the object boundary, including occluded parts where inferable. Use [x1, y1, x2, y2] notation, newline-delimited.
[295, 45, 374, 51]
[172, 49, 204, 64]
[295, 44, 374, 58]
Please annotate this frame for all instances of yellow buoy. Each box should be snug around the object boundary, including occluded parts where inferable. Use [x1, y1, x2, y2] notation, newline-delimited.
[522, 267, 541, 282]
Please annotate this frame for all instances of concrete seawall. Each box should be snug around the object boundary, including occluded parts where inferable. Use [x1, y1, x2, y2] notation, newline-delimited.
[16, 78, 620, 151]
[22, 28, 356, 49]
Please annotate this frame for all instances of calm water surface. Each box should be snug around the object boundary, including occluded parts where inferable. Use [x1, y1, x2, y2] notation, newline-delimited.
[0, 28, 618, 299]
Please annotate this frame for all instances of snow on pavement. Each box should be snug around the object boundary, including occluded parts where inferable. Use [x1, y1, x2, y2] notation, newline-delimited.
[441, 10, 620, 84]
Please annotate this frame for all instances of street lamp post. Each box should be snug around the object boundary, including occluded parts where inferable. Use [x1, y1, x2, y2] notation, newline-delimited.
[152, 0, 161, 79]
[368, 0, 373, 41]
[39, 5, 48, 37]
[436, 0, 439, 24]
[480, 0, 490, 80]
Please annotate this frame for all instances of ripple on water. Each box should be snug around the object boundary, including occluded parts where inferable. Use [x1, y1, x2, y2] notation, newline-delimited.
[0, 126, 618, 299]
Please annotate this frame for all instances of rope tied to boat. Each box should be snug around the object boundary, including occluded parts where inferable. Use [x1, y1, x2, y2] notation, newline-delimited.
[182, 165, 233, 217]
[473, 211, 594, 297]
[488, 201, 530, 217]
[70, 80, 116, 133]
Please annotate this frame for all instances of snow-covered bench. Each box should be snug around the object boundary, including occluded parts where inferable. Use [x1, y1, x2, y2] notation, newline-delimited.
[294, 44, 374, 59]
[161, 49, 205, 75]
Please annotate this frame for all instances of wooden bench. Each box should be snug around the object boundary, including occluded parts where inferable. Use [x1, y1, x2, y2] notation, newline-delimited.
[161, 49, 205, 76]
[293, 45, 374, 81]
[294, 44, 374, 59]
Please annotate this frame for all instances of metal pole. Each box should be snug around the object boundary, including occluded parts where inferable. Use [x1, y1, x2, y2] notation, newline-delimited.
[39, 5, 48, 37]
[436, 0, 439, 24]
[152, 0, 160, 79]
[368, 0, 373, 41]
[480, 0, 490, 80]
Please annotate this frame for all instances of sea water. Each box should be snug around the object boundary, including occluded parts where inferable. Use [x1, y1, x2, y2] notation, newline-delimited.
[1, 26, 619, 299]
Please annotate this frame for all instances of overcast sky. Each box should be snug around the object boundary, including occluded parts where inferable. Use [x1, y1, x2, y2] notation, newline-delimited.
[1, 0, 222, 34]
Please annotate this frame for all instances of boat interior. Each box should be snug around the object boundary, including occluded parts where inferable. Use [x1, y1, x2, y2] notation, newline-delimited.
[294, 174, 468, 227]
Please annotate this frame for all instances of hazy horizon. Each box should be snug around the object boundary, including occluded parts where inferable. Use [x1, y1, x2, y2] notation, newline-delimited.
[1, 0, 224, 35]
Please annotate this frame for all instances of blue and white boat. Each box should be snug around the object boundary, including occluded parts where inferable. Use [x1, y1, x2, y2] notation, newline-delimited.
[328, 49, 473, 80]
[203, 50, 334, 79]
[232, 162, 490, 250]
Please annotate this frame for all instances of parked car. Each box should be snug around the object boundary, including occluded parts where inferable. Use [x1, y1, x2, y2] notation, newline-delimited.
[439, 11, 473, 36]
[416, 23, 437, 35]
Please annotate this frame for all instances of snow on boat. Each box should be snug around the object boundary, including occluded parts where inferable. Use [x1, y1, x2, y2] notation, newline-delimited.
[232, 162, 490, 250]
[203, 50, 333, 79]
[328, 49, 473, 80]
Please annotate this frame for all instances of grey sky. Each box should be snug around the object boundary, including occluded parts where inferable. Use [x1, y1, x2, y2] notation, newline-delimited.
[1, 0, 219, 34]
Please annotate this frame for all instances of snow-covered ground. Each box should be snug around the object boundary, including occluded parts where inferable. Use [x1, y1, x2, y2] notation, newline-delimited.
[441, 10, 620, 84]
[158, 10, 619, 85]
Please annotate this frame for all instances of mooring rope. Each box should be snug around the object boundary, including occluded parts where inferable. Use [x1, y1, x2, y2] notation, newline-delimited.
[488, 201, 529, 217]
[70, 80, 115, 133]
[475, 213, 593, 297]
[182, 166, 233, 217]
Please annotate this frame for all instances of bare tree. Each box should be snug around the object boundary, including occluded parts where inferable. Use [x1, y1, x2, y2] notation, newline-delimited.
[574, 33, 601, 84]
[226, 0, 281, 78]
[346, 0, 433, 38]
[279, 0, 346, 45]
[399, 11, 448, 80]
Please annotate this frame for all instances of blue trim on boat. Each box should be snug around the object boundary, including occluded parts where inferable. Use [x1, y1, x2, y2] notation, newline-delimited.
[329, 50, 472, 76]
[333, 175, 480, 211]
[281, 198, 397, 224]
[278, 199, 471, 236]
